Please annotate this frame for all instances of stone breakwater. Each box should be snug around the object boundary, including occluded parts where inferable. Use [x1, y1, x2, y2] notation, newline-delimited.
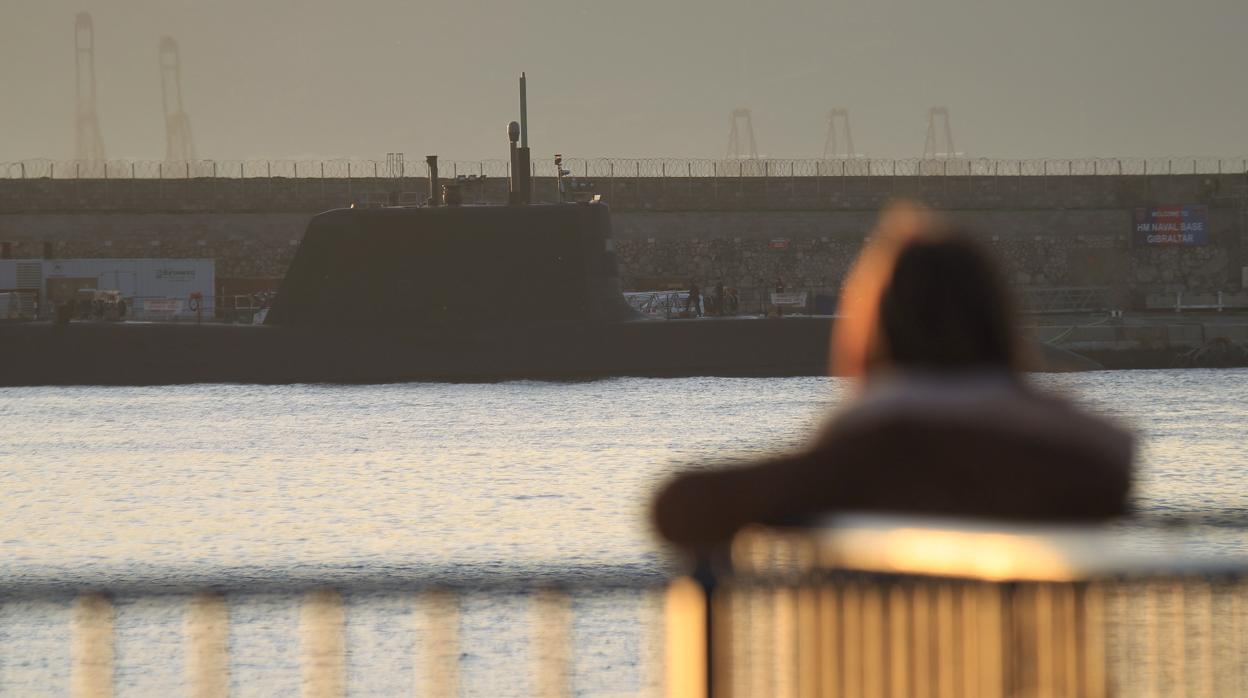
[0, 213, 306, 281]
[0, 172, 1242, 214]
[610, 210, 1243, 308]
[0, 173, 1244, 307]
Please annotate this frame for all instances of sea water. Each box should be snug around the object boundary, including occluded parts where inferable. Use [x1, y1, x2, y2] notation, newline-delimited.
[1, 370, 1245, 695]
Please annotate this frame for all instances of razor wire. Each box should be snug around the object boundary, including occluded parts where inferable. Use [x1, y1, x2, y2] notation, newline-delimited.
[3, 157, 1247, 179]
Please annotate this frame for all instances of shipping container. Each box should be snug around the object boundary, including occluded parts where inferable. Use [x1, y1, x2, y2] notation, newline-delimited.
[0, 259, 215, 319]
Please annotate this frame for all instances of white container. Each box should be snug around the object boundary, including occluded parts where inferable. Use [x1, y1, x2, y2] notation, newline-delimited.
[36, 258, 215, 319]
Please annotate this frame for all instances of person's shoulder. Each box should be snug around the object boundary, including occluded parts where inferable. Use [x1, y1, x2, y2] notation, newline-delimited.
[824, 372, 1133, 462]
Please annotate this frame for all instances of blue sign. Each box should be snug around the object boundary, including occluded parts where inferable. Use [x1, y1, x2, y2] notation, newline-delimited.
[1133, 204, 1208, 246]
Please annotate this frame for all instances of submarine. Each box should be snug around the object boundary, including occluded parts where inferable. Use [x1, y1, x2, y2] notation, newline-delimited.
[0, 200, 851, 385]
[0, 78, 1098, 386]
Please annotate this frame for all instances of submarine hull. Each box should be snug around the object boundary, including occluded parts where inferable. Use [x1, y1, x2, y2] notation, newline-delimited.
[0, 316, 1099, 386]
[0, 317, 833, 386]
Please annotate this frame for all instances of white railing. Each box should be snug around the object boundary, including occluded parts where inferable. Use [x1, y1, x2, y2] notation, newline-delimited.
[678, 514, 1248, 697]
[3, 516, 1247, 696]
[0, 566, 666, 697]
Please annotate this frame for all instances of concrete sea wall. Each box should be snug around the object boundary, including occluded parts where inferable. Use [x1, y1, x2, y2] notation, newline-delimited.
[0, 172, 1242, 213]
[611, 209, 1245, 307]
[0, 213, 305, 281]
[0, 173, 1245, 309]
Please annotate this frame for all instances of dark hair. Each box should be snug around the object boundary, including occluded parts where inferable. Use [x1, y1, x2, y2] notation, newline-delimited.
[876, 232, 1020, 372]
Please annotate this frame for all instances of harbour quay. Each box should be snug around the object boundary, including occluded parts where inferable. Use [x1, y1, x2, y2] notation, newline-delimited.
[1, 163, 1245, 368]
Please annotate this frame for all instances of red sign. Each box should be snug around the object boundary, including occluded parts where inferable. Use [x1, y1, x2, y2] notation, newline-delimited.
[142, 298, 182, 315]
[768, 238, 791, 250]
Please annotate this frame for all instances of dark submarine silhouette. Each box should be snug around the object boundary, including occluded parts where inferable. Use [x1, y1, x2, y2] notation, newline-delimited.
[0, 77, 1099, 386]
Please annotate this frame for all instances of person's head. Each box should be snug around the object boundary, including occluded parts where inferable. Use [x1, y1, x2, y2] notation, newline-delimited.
[831, 203, 1021, 381]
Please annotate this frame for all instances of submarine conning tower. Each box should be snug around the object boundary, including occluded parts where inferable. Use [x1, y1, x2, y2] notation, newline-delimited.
[265, 73, 636, 330]
[264, 202, 635, 329]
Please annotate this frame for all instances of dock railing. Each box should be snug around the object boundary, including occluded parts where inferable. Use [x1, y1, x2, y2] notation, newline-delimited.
[0, 564, 670, 696]
[3, 515, 1246, 696]
[670, 514, 1248, 698]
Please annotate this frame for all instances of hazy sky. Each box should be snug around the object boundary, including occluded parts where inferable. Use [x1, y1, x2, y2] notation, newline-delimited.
[2, 0, 1246, 162]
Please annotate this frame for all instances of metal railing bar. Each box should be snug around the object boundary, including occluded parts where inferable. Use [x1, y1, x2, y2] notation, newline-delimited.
[298, 588, 345, 698]
[532, 587, 572, 698]
[185, 592, 229, 698]
[420, 588, 461, 696]
[0, 563, 670, 596]
[730, 515, 1248, 583]
[70, 592, 114, 698]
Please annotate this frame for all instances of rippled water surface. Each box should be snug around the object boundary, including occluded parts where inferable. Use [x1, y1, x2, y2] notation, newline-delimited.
[4, 371, 1246, 575]
[1, 377, 846, 579]
[1, 370, 1246, 695]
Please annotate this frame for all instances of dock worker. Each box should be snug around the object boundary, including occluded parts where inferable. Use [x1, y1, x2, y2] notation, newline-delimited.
[686, 282, 702, 318]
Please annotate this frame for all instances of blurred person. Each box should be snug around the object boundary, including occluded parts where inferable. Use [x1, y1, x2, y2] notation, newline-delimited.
[774, 276, 786, 317]
[652, 204, 1133, 550]
[686, 282, 702, 318]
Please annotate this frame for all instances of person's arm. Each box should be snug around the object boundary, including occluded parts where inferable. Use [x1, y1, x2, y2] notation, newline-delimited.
[650, 442, 844, 552]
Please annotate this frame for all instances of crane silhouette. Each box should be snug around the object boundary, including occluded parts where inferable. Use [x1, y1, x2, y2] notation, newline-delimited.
[726, 108, 759, 159]
[159, 36, 196, 162]
[74, 13, 106, 161]
[823, 108, 855, 159]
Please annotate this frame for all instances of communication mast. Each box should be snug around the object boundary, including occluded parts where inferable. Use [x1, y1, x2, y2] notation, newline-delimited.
[159, 36, 196, 161]
[822, 108, 855, 159]
[922, 106, 956, 158]
[74, 13, 106, 161]
[726, 108, 759, 159]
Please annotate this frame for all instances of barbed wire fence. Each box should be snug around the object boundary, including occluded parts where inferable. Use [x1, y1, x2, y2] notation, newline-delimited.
[3, 157, 1247, 180]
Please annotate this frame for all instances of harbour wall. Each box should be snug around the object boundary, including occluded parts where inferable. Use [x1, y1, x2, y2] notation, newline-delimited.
[610, 209, 1244, 310]
[0, 173, 1245, 308]
[1, 172, 1245, 214]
